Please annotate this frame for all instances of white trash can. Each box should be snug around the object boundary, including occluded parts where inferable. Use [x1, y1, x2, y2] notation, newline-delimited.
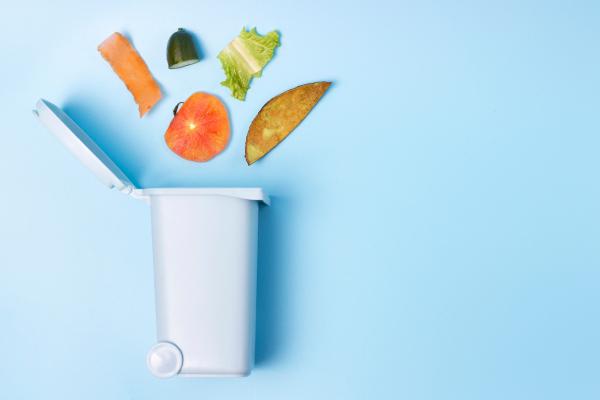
[34, 99, 269, 378]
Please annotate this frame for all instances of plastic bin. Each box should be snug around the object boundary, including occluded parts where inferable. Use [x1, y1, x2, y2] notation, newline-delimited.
[33, 99, 269, 378]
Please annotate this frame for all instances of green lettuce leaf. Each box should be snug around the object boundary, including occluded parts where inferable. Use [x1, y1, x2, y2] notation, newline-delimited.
[218, 27, 280, 101]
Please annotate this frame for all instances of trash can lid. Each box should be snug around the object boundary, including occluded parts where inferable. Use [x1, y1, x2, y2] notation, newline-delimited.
[33, 99, 134, 193]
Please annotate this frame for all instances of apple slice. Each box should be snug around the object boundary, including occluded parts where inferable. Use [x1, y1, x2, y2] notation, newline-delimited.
[164, 92, 230, 162]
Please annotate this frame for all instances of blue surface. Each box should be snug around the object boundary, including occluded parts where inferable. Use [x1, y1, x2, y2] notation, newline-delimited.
[1, 1, 600, 398]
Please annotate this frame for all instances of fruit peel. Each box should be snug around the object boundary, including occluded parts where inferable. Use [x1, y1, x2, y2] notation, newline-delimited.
[245, 82, 331, 165]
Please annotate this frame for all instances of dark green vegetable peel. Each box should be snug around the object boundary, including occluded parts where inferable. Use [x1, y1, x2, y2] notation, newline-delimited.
[167, 28, 200, 69]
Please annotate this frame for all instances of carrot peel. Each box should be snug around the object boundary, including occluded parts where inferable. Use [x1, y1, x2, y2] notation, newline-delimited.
[98, 33, 162, 117]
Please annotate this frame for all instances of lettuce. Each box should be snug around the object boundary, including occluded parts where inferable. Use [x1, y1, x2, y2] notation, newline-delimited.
[218, 27, 280, 101]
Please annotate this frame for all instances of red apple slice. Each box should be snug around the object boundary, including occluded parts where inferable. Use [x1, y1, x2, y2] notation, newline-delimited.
[164, 92, 230, 162]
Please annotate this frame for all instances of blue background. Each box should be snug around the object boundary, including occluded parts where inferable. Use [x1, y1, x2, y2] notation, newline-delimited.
[1, 0, 599, 398]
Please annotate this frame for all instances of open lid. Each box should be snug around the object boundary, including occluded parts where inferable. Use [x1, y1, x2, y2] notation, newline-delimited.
[33, 99, 134, 193]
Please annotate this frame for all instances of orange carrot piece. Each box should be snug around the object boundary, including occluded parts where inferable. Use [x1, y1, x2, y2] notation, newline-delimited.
[98, 33, 162, 117]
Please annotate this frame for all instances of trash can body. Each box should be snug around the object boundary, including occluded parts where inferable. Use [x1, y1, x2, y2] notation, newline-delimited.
[148, 191, 259, 376]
